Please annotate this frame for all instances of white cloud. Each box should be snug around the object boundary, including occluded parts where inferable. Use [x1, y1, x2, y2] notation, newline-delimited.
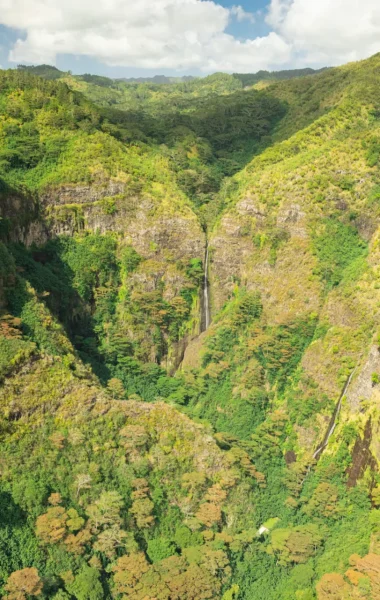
[230, 5, 255, 24]
[267, 0, 380, 65]
[0, 0, 379, 73]
[0, 0, 289, 72]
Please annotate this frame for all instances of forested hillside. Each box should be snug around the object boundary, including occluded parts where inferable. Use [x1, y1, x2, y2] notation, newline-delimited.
[1, 54, 380, 600]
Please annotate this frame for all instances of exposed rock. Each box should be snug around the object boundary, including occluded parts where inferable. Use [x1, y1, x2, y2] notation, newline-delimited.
[236, 196, 266, 219]
[181, 330, 210, 371]
[346, 345, 380, 412]
[0, 187, 47, 246]
[284, 450, 297, 465]
[346, 419, 377, 488]
[276, 203, 307, 238]
[40, 181, 127, 206]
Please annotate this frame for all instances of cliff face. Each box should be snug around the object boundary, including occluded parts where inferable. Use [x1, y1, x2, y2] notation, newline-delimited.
[1, 179, 206, 371]
[0, 184, 47, 246]
[191, 62, 380, 466]
[3, 180, 205, 262]
[42, 184, 205, 262]
[3, 56, 380, 462]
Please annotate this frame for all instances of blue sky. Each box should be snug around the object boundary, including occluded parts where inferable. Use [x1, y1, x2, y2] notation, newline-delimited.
[0, 0, 379, 77]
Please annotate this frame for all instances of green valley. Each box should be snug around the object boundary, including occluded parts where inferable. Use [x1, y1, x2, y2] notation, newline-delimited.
[1, 54, 380, 600]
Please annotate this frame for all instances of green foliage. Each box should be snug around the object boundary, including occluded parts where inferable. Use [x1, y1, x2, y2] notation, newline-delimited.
[147, 538, 177, 563]
[0, 336, 35, 380]
[66, 566, 104, 600]
[120, 245, 142, 275]
[312, 219, 367, 288]
[233, 67, 327, 88]
[268, 524, 323, 566]
[257, 316, 318, 390]
[0, 242, 15, 279]
[2, 55, 380, 600]
[174, 526, 203, 549]
[285, 371, 333, 425]
[0, 66, 286, 217]
[0, 491, 44, 591]
[364, 136, 380, 166]
[17, 64, 67, 80]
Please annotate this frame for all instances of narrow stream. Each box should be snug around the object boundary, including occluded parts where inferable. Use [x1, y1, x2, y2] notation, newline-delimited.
[298, 367, 357, 490]
[203, 243, 211, 331]
[312, 367, 357, 460]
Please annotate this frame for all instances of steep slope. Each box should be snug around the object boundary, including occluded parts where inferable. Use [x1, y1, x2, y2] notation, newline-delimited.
[0, 337, 259, 599]
[0, 69, 208, 373]
[180, 54, 380, 598]
[205, 53, 380, 436]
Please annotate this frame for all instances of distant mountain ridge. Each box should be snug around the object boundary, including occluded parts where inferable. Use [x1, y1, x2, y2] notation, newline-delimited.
[16, 63, 328, 87]
[232, 66, 329, 87]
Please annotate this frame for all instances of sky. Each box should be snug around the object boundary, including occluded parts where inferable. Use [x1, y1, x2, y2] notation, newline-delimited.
[0, 0, 380, 77]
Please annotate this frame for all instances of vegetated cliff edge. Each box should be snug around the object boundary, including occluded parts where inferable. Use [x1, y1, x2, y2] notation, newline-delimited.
[185, 53, 380, 464]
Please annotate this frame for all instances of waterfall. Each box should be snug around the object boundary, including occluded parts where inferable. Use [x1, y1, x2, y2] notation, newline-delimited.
[312, 367, 357, 460]
[298, 366, 358, 490]
[203, 244, 211, 330]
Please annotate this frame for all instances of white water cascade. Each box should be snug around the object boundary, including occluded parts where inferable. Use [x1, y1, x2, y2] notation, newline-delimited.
[203, 244, 211, 330]
[298, 366, 358, 491]
[312, 367, 357, 460]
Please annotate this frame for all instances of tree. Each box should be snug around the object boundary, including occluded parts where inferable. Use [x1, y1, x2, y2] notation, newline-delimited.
[87, 490, 124, 531]
[196, 502, 222, 528]
[93, 525, 133, 558]
[36, 505, 87, 552]
[130, 496, 155, 529]
[74, 473, 92, 499]
[372, 486, 380, 507]
[51, 592, 71, 600]
[303, 482, 340, 519]
[68, 428, 85, 446]
[4, 568, 43, 600]
[48, 492, 62, 506]
[120, 245, 141, 274]
[317, 553, 380, 599]
[0, 314, 22, 339]
[66, 508, 85, 532]
[168, 563, 220, 600]
[107, 377, 125, 399]
[268, 525, 323, 566]
[66, 566, 103, 600]
[130, 479, 154, 529]
[222, 585, 240, 600]
[205, 484, 227, 505]
[147, 537, 177, 563]
[316, 573, 350, 599]
[112, 552, 150, 595]
[49, 432, 65, 449]
[35, 506, 68, 544]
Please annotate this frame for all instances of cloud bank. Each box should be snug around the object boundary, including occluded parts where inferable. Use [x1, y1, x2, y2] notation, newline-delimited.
[267, 0, 380, 66]
[0, 0, 379, 72]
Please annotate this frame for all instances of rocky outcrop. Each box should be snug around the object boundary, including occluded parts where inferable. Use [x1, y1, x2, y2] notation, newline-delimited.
[346, 345, 380, 413]
[209, 194, 321, 325]
[2, 178, 206, 262]
[40, 183, 206, 263]
[346, 419, 377, 488]
[40, 181, 126, 206]
[0, 185, 47, 246]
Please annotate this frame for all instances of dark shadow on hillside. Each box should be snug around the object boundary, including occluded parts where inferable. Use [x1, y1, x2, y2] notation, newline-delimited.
[6, 240, 111, 382]
[0, 178, 39, 242]
[100, 70, 343, 213]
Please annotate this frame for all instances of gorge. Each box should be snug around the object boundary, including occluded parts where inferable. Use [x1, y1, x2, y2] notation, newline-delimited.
[1, 55, 380, 600]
